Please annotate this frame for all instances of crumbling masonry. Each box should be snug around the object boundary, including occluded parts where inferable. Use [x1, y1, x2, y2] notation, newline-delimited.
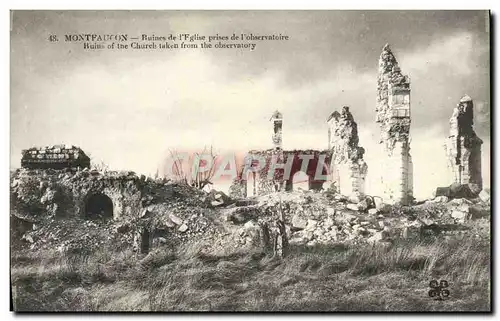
[21, 145, 90, 170]
[229, 111, 331, 198]
[376, 44, 413, 205]
[229, 44, 481, 204]
[327, 106, 368, 201]
[445, 95, 483, 189]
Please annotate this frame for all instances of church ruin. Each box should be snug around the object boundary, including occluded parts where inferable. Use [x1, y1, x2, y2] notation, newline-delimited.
[445, 95, 483, 189]
[375, 44, 413, 205]
[224, 44, 485, 205]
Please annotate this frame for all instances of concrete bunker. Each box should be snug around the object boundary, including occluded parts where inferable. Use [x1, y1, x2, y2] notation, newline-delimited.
[84, 193, 114, 220]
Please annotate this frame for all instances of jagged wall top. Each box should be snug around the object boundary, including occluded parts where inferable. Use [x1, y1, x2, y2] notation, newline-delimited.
[378, 44, 399, 75]
[328, 106, 365, 163]
[270, 110, 283, 120]
[376, 44, 411, 123]
[450, 95, 483, 146]
[378, 44, 409, 85]
[21, 145, 91, 169]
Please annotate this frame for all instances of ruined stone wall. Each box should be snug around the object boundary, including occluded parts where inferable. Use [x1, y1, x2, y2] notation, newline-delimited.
[376, 44, 413, 205]
[21, 145, 90, 170]
[249, 149, 289, 196]
[445, 96, 483, 188]
[10, 168, 161, 221]
[228, 149, 331, 198]
[327, 106, 368, 201]
[380, 141, 413, 204]
[228, 177, 247, 199]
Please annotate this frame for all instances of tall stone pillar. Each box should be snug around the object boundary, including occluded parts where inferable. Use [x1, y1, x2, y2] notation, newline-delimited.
[269, 111, 287, 192]
[445, 95, 483, 189]
[270, 110, 283, 150]
[327, 106, 368, 202]
[376, 44, 413, 205]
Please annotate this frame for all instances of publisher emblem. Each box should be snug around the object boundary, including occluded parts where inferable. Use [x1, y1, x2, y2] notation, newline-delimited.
[428, 280, 450, 300]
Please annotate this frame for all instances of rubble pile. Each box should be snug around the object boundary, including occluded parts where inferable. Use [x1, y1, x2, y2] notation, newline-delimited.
[17, 218, 137, 253]
[140, 202, 217, 241]
[10, 168, 228, 254]
[10, 166, 491, 256]
[13, 192, 226, 255]
[220, 188, 491, 249]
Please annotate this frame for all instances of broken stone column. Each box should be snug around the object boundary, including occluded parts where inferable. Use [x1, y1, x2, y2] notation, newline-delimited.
[445, 95, 483, 189]
[327, 106, 368, 202]
[376, 44, 413, 205]
[270, 110, 283, 150]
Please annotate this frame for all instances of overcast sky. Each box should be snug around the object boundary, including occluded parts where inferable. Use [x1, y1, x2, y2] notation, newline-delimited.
[10, 10, 490, 198]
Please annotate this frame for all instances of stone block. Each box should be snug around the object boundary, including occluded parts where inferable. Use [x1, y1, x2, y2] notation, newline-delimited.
[168, 213, 183, 225]
[357, 199, 369, 211]
[373, 196, 384, 209]
[431, 196, 449, 203]
[469, 205, 490, 220]
[140, 208, 152, 218]
[244, 220, 258, 230]
[291, 215, 307, 229]
[313, 229, 324, 237]
[323, 217, 334, 229]
[211, 199, 224, 207]
[479, 190, 490, 203]
[305, 219, 318, 230]
[164, 218, 175, 228]
[367, 231, 385, 244]
[451, 210, 468, 222]
[346, 203, 360, 211]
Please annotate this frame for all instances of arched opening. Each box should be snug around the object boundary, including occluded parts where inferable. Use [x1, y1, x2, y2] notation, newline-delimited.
[85, 193, 113, 220]
[292, 171, 310, 191]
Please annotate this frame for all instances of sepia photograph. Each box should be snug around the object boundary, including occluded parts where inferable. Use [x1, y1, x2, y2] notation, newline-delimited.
[9, 10, 491, 312]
